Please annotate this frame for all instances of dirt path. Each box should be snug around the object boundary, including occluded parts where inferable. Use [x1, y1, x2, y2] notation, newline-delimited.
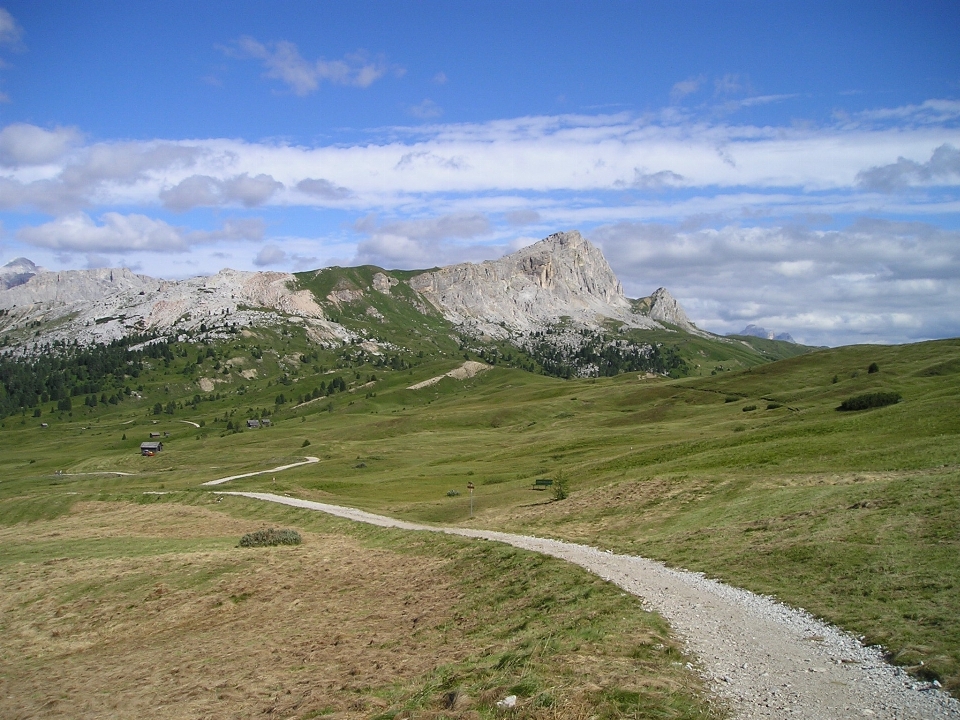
[200, 457, 319, 486]
[218, 491, 960, 720]
[58, 471, 135, 477]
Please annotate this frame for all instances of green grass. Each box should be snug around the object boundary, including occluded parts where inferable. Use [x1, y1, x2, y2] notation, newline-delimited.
[0, 535, 239, 567]
[2, 329, 958, 697]
[0, 495, 720, 719]
[190, 494, 721, 718]
[0, 494, 79, 525]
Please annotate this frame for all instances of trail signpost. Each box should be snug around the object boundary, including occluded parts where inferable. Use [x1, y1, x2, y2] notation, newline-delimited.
[467, 481, 475, 517]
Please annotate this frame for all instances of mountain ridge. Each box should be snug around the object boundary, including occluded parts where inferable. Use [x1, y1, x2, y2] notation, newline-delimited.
[1, 230, 700, 350]
[736, 324, 796, 344]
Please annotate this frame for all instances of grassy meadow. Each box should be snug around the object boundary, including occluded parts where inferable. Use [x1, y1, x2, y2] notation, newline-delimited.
[0, 499, 719, 719]
[1, 323, 958, 708]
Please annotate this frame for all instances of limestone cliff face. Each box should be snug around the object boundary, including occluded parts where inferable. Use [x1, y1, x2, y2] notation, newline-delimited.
[646, 287, 696, 331]
[0, 265, 345, 348]
[1, 266, 159, 307]
[409, 230, 661, 336]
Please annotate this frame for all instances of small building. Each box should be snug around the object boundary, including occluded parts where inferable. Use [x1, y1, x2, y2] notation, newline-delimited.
[246, 419, 260, 428]
[260, 418, 272, 427]
[149, 432, 161, 439]
[140, 441, 163, 455]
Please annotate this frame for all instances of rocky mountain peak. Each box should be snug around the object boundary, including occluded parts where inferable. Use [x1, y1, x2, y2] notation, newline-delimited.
[647, 287, 695, 330]
[0, 257, 42, 290]
[408, 230, 650, 337]
[2, 257, 39, 273]
[739, 324, 796, 343]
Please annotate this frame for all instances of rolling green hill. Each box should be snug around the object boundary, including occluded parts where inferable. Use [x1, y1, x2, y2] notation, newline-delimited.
[1, 314, 957, 696]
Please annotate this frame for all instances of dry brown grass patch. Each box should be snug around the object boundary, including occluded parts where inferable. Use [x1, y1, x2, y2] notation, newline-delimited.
[0, 502, 463, 719]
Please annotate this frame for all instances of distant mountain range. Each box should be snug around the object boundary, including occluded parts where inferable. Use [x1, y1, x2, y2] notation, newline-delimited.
[736, 324, 796, 344]
[0, 231, 703, 350]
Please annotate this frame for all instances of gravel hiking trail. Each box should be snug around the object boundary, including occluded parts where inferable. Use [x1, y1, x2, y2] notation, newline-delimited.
[201, 457, 319, 486]
[219, 491, 960, 720]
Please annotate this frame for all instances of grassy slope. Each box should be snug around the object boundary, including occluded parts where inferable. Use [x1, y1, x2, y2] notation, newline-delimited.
[1, 313, 957, 696]
[0, 499, 718, 720]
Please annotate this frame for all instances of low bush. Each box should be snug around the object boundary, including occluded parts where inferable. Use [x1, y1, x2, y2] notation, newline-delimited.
[446, 489, 461, 497]
[868, 362, 880, 374]
[766, 402, 782, 410]
[837, 391, 902, 412]
[552, 470, 568, 501]
[742, 405, 757, 412]
[238, 528, 302, 547]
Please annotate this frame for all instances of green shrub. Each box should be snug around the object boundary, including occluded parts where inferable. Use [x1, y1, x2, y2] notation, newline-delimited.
[766, 402, 782, 410]
[446, 489, 461, 497]
[837, 391, 902, 412]
[742, 405, 757, 412]
[301, 439, 311, 447]
[868, 362, 880, 374]
[724, 395, 739, 403]
[552, 471, 568, 501]
[238, 528, 302, 547]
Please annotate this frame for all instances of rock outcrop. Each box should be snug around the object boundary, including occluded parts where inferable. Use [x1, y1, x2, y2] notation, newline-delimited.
[0, 265, 347, 348]
[408, 230, 663, 337]
[646, 287, 696, 331]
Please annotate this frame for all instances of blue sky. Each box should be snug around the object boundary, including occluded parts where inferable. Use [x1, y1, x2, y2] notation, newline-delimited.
[1, 1, 959, 346]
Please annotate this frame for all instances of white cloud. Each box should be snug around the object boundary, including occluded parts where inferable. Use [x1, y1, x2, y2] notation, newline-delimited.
[394, 150, 467, 171]
[505, 209, 540, 226]
[433, 71, 448, 85]
[228, 36, 391, 94]
[19, 212, 187, 252]
[856, 143, 960, 192]
[158, 172, 283, 211]
[409, 99, 442, 119]
[4, 107, 959, 218]
[352, 233, 435, 268]
[296, 177, 351, 200]
[631, 168, 685, 190]
[18, 213, 263, 253]
[670, 76, 704, 103]
[0, 7, 21, 47]
[352, 212, 494, 268]
[221, 173, 284, 206]
[0, 123, 82, 166]
[714, 73, 747, 96]
[0, 9, 23, 104]
[0, 134, 202, 213]
[774, 260, 815, 276]
[254, 244, 287, 266]
[842, 99, 960, 128]
[736, 93, 800, 108]
[592, 219, 960, 345]
[357, 212, 491, 243]
[158, 174, 220, 211]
